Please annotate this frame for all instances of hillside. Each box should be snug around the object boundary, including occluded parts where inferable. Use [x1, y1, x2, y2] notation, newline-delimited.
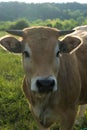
[0, 2, 87, 21]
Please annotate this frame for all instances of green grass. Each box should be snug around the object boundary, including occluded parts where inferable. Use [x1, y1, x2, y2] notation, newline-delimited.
[0, 40, 87, 130]
[0, 32, 8, 37]
[0, 47, 38, 130]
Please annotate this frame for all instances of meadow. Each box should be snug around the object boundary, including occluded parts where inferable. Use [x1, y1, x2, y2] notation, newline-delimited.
[0, 46, 37, 130]
[0, 32, 87, 130]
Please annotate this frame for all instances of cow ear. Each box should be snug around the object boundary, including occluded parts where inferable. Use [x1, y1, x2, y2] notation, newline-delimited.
[59, 36, 82, 54]
[0, 36, 22, 53]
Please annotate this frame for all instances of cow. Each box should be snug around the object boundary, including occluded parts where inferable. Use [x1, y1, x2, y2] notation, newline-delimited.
[0, 26, 87, 130]
[67, 25, 87, 124]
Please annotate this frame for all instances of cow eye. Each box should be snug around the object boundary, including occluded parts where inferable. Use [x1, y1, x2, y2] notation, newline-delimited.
[23, 51, 30, 58]
[56, 51, 60, 57]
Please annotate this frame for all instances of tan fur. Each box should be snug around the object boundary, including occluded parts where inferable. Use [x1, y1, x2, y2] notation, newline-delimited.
[68, 26, 87, 104]
[0, 26, 87, 130]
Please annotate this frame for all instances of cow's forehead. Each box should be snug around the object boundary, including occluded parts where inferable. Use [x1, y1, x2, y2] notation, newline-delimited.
[23, 26, 59, 38]
[22, 27, 59, 51]
[23, 36, 58, 54]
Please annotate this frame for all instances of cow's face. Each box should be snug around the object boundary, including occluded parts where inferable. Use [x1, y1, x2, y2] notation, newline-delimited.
[0, 27, 82, 94]
[22, 29, 60, 93]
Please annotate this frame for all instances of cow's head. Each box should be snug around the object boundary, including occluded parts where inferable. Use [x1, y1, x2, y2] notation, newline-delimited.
[0, 27, 82, 94]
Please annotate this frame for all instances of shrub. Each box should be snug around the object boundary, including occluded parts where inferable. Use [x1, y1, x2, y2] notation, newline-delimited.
[9, 19, 29, 30]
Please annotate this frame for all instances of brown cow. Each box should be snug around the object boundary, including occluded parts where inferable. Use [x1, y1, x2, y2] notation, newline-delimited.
[66, 25, 87, 124]
[0, 26, 87, 130]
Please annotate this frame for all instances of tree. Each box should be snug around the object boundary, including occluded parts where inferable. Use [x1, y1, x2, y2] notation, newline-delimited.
[54, 21, 63, 30]
[9, 19, 29, 30]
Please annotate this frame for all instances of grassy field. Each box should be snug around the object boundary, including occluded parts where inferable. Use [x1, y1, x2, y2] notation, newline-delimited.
[0, 47, 38, 130]
[0, 35, 87, 130]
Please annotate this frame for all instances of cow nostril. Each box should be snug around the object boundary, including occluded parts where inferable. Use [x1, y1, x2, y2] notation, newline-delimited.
[36, 78, 55, 93]
[50, 79, 55, 87]
[36, 79, 43, 88]
[36, 79, 55, 87]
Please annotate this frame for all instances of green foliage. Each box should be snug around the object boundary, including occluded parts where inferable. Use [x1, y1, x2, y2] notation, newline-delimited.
[0, 2, 87, 31]
[0, 21, 12, 31]
[30, 18, 80, 30]
[0, 2, 87, 22]
[9, 19, 29, 30]
[0, 18, 79, 31]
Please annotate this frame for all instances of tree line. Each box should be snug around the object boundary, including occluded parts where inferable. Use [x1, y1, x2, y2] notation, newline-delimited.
[0, 18, 87, 31]
[0, 2, 87, 22]
[0, 2, 87, 31]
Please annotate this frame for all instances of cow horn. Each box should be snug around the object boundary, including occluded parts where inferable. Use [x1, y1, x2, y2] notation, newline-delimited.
[6, 29, 75, 37]
[6, 30, 23, 37]
[59, 30, 75, 36]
